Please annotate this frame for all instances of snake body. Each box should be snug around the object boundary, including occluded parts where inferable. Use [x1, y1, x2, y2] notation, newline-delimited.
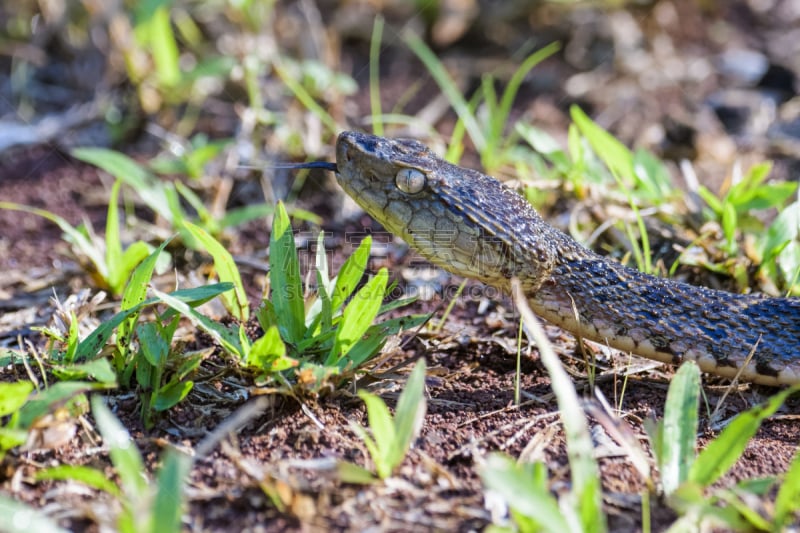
[333, 131, 800, 385]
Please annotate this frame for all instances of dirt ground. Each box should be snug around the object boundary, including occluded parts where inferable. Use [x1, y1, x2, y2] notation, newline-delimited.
[2, 1, 800, 531]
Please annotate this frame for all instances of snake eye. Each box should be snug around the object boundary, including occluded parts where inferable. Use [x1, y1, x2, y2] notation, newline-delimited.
[395, 168, 426, 194]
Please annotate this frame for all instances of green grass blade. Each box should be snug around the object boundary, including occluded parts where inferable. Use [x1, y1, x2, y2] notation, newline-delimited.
[91, 396, 149, 501]
[150, 448, 192, 533]
[774, 447, 800, 528]
[272, 61, 339, 133]
[36, 465, 121, 497]
[356, 390, 396, 478]
[369, 15, 385, 136]
[150, 6, 180, 87]
[329, 268, 388, 363]
[689, 384, 800, 486]
[480, 454, 569, 531]
[389, 359, 427, 471]
[512, 279, 605, 533]
[659, 361, 701, 495]
[71, 148, 172, 221]
[403, 31, 485, 150]
[183, 221, 249, 322]
[105, 180, 124, 291]
[119, 237, 174, 347]
[331, 235, 371, 313]
[571, 105, 634, 180]
[269, 202, 306, 344]
[0, 202, 105, 278]
[150, 287, 243, 357]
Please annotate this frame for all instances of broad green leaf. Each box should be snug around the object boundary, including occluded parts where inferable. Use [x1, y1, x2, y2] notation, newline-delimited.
[154, 380, 194, 411]
[138, 322, 169, 367]
[183, 220, 249, 321]
[329, 268, 387, 363]
[91, 396, 148, 500]
[660, 361, 701, 495]
[269, 202, 305, 343]
[0, 381, 34, 417]
[689, 384, 800, 486]
[247, 326, 296, 372]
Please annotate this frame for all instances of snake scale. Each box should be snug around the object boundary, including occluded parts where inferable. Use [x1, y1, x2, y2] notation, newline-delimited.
[304, 131, 800, 385]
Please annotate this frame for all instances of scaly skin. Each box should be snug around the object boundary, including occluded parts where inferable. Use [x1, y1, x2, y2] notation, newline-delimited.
[333, 131, 800, 385]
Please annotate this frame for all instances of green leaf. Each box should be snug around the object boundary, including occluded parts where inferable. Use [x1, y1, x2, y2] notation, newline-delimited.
[329, 268, 387, 364]
[388, 359, 427, 471]
[183, 221, 249, 322]
[138, 322, 169, 367]
[76, 283, 233, 361]
[0, 381, 34, 417]
[151, 448, 192, 533]
[774, 445, 800, 528]
[571, 105, 634, 180]
[689, 385, 800, 486]
[150, 287, 243, 357]
[336, 460, 379, 484]
[150, 6, 181, 87]
[269, 202, 306, 343]
[71, 148, 171, 220]
[357, 390, 396, 478]
[247, 326, 296, 372]
[331, 235, 371, 313]
[91, 396, 148, 500]
[0, 202, 105, 278]
[105, 180, 124, 290]
[119, 237, 174, 349]
[480, 454, 569, 531]
[51, 359, 117, 385]
[403, 31, 485, 151]
[15, 382, 100, 429]
[659, 361, 700, 495]
[154, 380, 194, 411]
[36, 465, 121, 497]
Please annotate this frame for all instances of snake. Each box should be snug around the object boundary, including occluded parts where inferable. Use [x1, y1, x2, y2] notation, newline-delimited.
[297, 131, 800, 386]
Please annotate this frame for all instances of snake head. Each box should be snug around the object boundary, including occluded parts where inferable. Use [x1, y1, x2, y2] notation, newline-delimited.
[335, 131, 558, 290]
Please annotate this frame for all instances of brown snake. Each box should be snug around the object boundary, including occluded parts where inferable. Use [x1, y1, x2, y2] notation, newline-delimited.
[301, 131, 800, 385]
